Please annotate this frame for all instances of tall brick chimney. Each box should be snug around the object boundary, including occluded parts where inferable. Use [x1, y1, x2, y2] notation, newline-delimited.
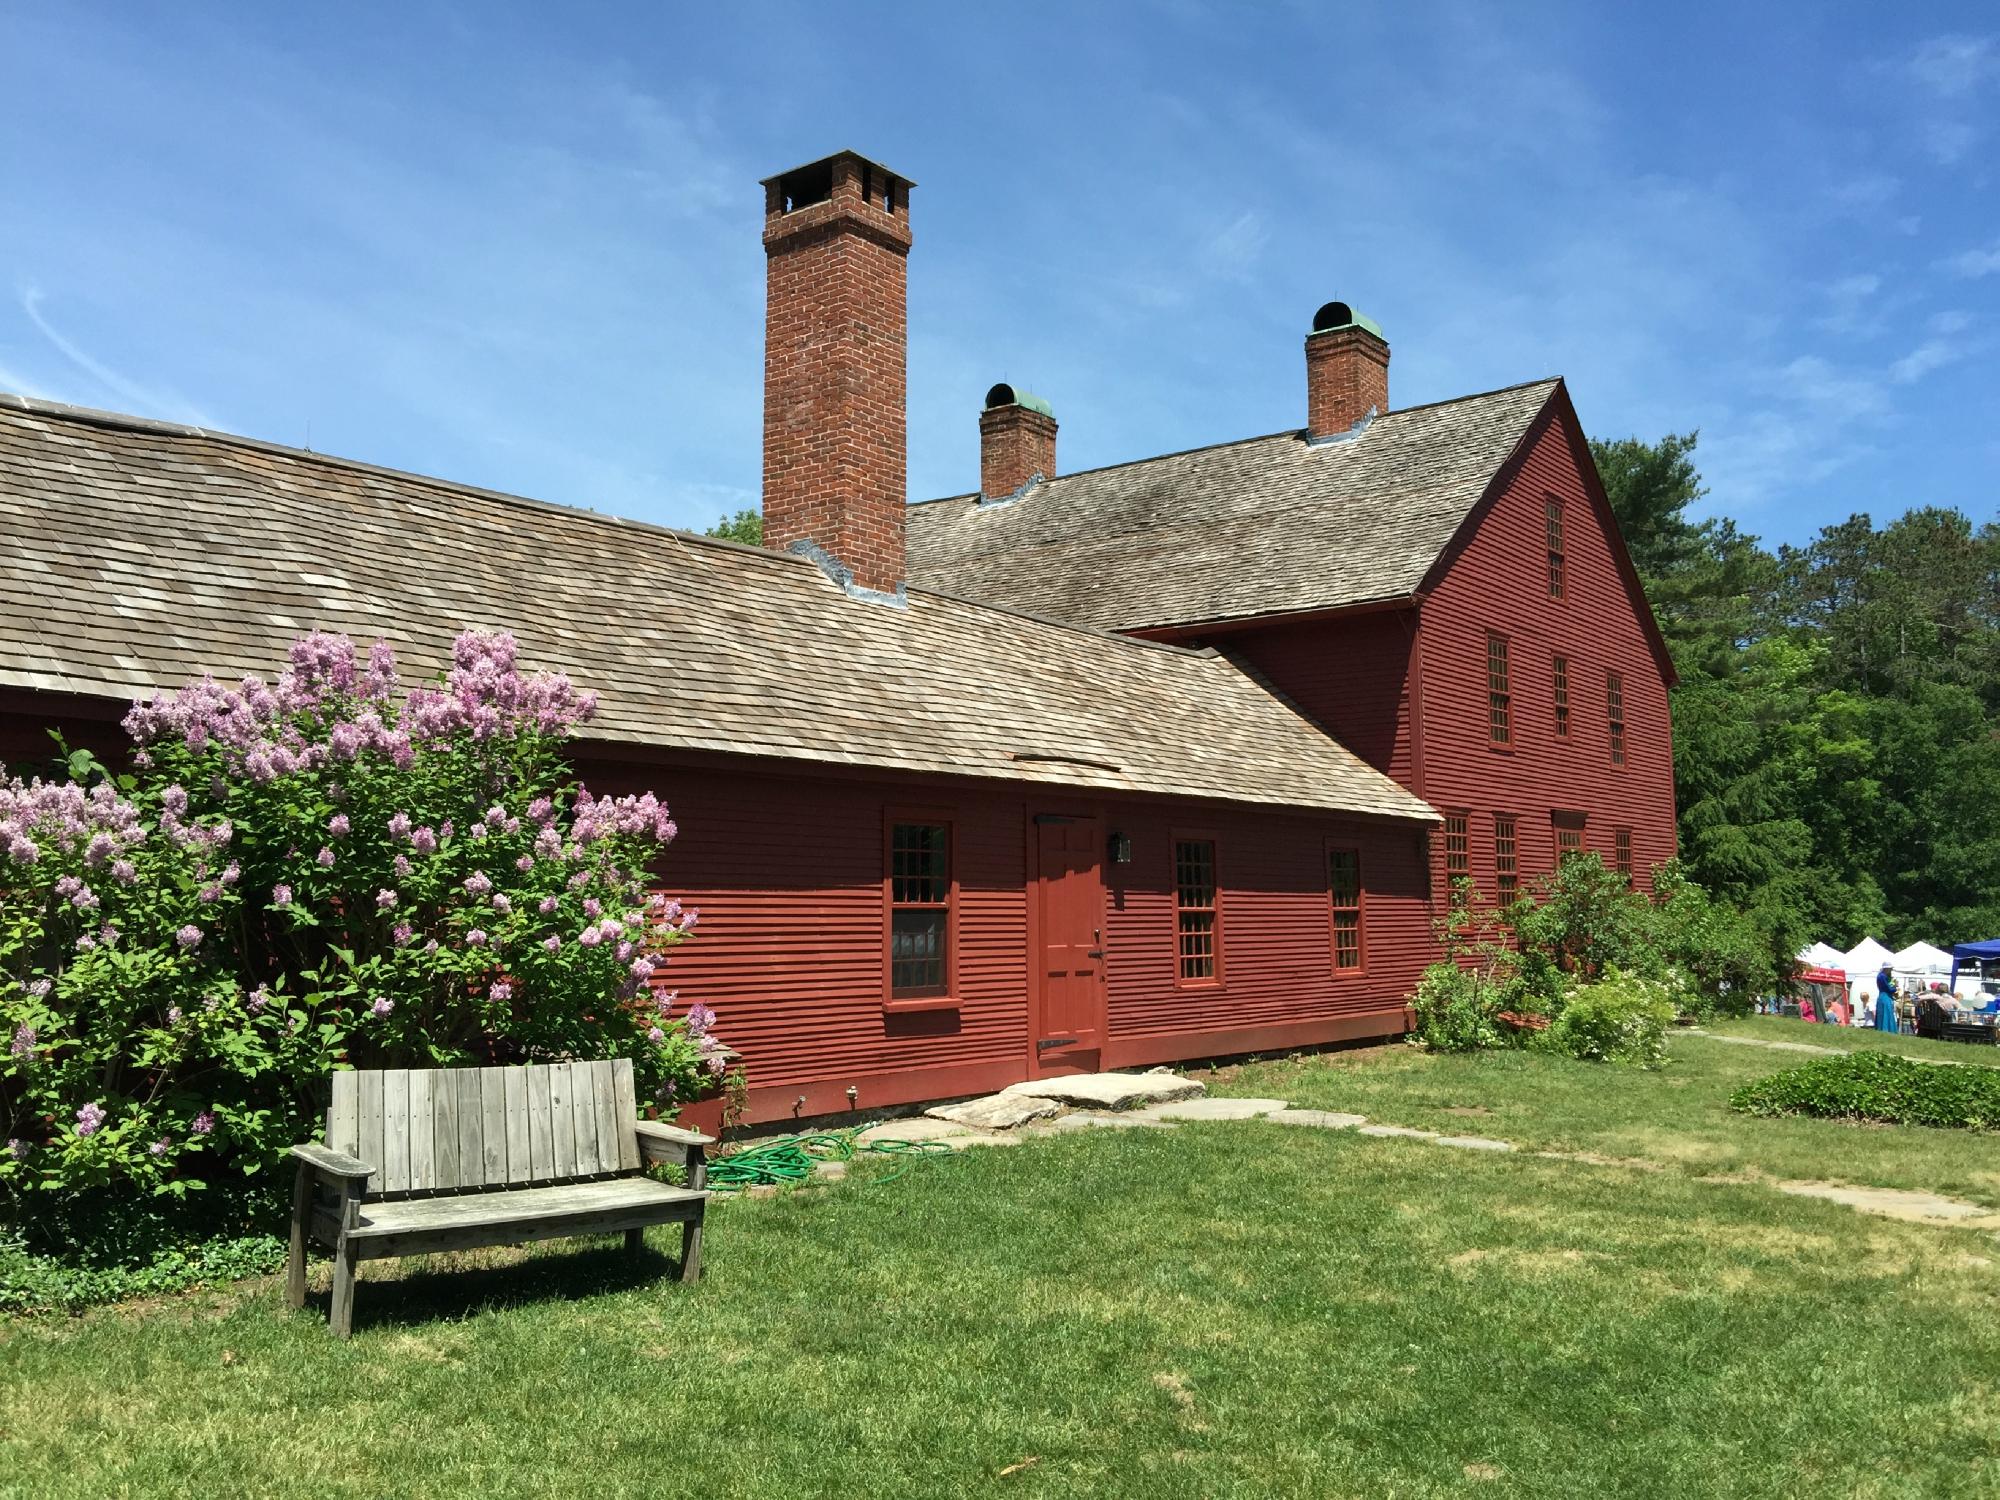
[1305, 301, 1389, 439]
[978, 383, 1057, 501]
[760, 151, 914, 593]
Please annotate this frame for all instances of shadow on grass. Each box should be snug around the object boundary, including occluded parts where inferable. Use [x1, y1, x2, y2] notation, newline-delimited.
[300, 1240, 693, 1335]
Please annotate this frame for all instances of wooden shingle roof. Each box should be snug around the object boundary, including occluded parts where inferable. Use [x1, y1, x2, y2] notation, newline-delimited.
[906, 379, 1561, 631]
[0, 395, 1434, 823]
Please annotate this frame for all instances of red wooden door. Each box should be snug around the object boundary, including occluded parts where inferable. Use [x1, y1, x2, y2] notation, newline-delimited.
[1032, 814, 1106, 1072]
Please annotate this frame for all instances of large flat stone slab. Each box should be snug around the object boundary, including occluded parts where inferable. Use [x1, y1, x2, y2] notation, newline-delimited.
[1145, 1096, 1290, 1122]
[1266, 1109, 1369, 1130]
[926, 1093, 1062, 1130]
[1003, 1072, 1204, 1110]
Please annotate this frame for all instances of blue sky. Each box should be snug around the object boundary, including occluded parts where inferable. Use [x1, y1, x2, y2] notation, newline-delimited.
[1, 3, 1994, 547]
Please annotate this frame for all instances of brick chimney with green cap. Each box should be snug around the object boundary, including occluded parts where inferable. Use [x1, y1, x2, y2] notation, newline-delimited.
[1305, 301, 1388, 439]
[978, 382, 1057, 501]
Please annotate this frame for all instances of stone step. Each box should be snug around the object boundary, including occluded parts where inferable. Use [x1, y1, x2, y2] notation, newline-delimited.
[1001, 1071, 1205, 1110]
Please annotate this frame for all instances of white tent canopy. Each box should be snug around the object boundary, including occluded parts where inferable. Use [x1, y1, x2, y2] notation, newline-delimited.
[1797, 941, 1845, 969]
[1892, 941, 1954, 974]
[1840, 937, 1894, 975]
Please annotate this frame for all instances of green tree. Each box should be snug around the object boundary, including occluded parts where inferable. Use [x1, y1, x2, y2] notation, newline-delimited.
[705, 508, 763, 547]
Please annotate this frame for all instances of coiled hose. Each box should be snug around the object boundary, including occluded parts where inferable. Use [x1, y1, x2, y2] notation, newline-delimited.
[706, 1127, 957, 1191]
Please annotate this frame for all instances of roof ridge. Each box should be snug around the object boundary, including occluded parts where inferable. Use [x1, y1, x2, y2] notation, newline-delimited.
[907, 377, 1562, 508]
[0, 390, 1223, 667]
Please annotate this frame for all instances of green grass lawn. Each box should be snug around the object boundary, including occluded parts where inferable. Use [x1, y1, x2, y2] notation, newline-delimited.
[4, 1022, 2000, 1498]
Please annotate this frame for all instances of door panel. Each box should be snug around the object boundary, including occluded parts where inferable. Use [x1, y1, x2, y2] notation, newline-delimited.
[1032, 814, 1106, 1070]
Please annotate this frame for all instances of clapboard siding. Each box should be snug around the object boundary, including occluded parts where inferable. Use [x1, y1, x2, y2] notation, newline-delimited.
[1227, 611, 1417, 784]
[1415, 407, 1678, 897]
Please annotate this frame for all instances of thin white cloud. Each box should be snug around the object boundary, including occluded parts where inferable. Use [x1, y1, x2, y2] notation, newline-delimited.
[1945, 241, 2000, 278]
[1908, 34, 1998, 97]
[18, 287, 215, 426]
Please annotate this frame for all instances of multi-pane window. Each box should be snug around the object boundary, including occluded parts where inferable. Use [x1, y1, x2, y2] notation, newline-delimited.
[1614, 827, 1634, 886]
[1556, 822, 1584, 861]
[1553, 655, 1570, 738]
[1174, 839, 1219, 983]
[1487, 633, 1511, 746]
[1494, 813, 1518, 905]
[889, 822, 950, 997]
[1607, 671, 1626, 766]
[1545, 496, 1566, 599]
[1329, 849, 1363, 971]
[1443, 811, 1470, 903]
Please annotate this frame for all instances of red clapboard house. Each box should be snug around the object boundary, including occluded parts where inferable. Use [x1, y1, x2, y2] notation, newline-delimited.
[0, 151, 1674, 1126]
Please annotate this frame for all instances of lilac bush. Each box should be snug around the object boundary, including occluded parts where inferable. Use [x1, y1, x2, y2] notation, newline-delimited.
[0, 630, 722, 1203]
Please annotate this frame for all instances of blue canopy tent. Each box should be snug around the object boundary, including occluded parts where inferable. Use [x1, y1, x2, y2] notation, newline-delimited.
[1949, 940, 2000, 1003]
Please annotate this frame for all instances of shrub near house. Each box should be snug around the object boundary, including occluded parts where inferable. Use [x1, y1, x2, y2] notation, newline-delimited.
[0, 630, 721, 1227]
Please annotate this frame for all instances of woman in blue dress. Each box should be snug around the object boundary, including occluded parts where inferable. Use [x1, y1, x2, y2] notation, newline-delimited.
[1874, 963, 1900, 1032]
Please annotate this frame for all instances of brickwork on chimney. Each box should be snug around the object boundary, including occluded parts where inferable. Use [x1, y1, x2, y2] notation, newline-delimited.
[761, 153, 913, 593]
[1306, 326, 1390, 439]
[979, 403, 1058, 500]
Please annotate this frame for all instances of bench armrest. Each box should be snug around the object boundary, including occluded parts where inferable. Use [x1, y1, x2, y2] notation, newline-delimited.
[290, 1142, 374, 1182]
[633, 1120, 715, 1150]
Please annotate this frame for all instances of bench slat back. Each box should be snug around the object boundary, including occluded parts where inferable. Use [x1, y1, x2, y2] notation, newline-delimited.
[327, 1059, 641, 1199]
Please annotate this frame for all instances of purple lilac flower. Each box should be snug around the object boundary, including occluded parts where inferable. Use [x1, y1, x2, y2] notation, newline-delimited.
[71, 885, 99, 911]
[469, 822, 487, 843]
[527, 797, 554, 824]
[55, 874, 81, 899]
[6, 1138, 29, 1160]
[394, 854, 413, 879]
[272, 882, 293, 908]
[685, 1003, 716, 1036]
[630, 956, 656, 981]
[26, 979, 50, 1000]
[655, 991, 677, 1016]
[577, 926, 602, 949]
[388, 811, 412, 839]
[466, 929, 488, 947]
[411, 826, 438, 855]
[111, 858, 137, 886]
[393, 922, 414, 946]
[464, 870, 493, 897]
[149, 1137, 171, 1157]
[489, 981, 513, 1002]
[646, 1026, 665, 1044]
[706, 1054, 727, 1076]
[543, 934, 561, 953]
[162, 785, 189, 817]
[583, 897, 602, 920]
[99, 921, 120, 946]
[248, 986, 270, 1014]
[166, 1006, 183, 1025]
[440, 820, 454, 840]
[371, 997, 394, 1018]
[615, 941, 635, 963]
[10, 1024, 36, 1058]
[315, 846, 336, 868]
[75, 1102, 106, 1137]
[491, 893, 511, 915]
[84, 831, 115, 866]
[199, 883, 223, 904]
[220, 860, 240, 885]
[423, 939, 439, 956]
[376, 888, 398, 910]
[191, 1110, 215, 1135]
[175, 924, 203, 950]
[328, 812, 351, 837]
[538, 895, 559, 916]
[515, 854, 535, 872]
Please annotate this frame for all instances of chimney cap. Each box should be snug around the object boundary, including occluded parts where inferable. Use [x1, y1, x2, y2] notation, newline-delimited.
[984, 382, 1055, 418]
[759, 149, 915, 192]
[1310, 301, 1385, 340]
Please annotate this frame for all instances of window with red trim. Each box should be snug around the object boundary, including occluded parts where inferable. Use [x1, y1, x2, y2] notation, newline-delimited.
[1614, 827, 1633, 886]
[1545, 496, 1566, 599]
[1174, 838, 1219, 983]
[1607, 671, 1626, 766]
[1443, 811, 1470, 904]
[1487, 633, 1511, 745]
[1328, 848, 1363, 971]
[1494, 813, 1518, 904]
[889, 821, 950, 997]
[1553, 655, 1570, 738]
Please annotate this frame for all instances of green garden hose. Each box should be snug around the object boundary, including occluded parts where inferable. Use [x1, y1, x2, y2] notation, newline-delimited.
[706, 1126, 956, 1191]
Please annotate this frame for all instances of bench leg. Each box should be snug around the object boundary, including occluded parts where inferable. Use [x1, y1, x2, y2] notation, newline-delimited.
[286, 1163, 312, 1310]
[624, 1227, 645, 1254]
[328, 1236, 360, 1339]
[678, 1211, 703, 1284]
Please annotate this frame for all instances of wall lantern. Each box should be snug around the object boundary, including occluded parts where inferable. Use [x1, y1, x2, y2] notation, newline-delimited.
[1108, 831, 1133, 865]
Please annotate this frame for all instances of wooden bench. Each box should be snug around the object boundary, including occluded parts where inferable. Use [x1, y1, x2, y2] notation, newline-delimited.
[286, 1058, 712, 1337]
